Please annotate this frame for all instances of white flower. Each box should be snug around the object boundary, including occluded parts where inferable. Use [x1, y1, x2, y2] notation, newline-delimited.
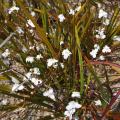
[66, 101, 81, 111]
[103, 19, 110, 25]
[99, 55, 105, 60]
[64, 101, 81, 120]
[25, 72, 32, 79]
[43, 88, 56, 101]
[29, 29, 34, 33]
[96, 28, 106, 39]
[113, 35, 120, 41]
[11, 76, 19, 84]
[47, 58, 58, 68]
[90, 44, 100, 58]
[58, 14, 65, 22]
[8, 6, 19, 14]
[90, 49, 98, 58]
[32, 67, 40, 75]
[31, 78, 42, 86]
[5, 20, 7, 23]
[26, 56, 34, 63]
[71, 92, 80, 98]
[97, 3, 101, 8]
[22, 47, 27, 53]
[27, 19, 35, 28]
[60, 63, 64, 68]
[24, 71, 42, 86]
[94, 44, 100, 49]
[31, 11, 35, 16]
[29, 46, 35, 50]
[12, 84, 24, 92]
[23, 72, 32, 81]
[98, 9, 108, 18]
[64, 109, 75, 120]
[2, 49, 10, 58]
[36, 54, 43, 60]
[36, 44, 46, 51]
[60, 41, 64, 45]
[62, 48, 72, 60]
[94, 100, 102, 106]
[53, 64, 58, 68]
[102, 45, 111, 53]
[69, 9, 75, 15]
[1, 99, 8, 105]
[75, 6, 81, 12]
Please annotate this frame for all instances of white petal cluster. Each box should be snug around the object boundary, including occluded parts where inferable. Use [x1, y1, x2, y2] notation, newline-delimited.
[29, 46, 35, 50]
[36, 43, 46, 51]
[69, 9, 75, 15]
[11, 76, 19, 84]
[30, 67, 40, 75]
[71, 92, 80, 98]
[94, 100, 102, 106]
[0, 99, 8, 105]
[31, 78, 42, 86]
[64, 101, 81, 120]
[31, 11, 35, 17]
[90, 49, 98, 58]
[60, 41, 64, 45]
[64, 109, 75, 120]
[90, 49, 97, 58]
[96, 28, 106, 39]
[36, 54, 43, 60]
[12, 83, 24, 92]
[23, 72, 42, 86]
[29, 29, 34, 34]
[99, 55, 105, 61]
[43, 88, 56, 101]
[2, 49, 10, 58]
[90, 44, 100, 58]
[60, 63, 64, 68]
[66, 101, 81, 110]
[113, 35, 120, 41]
[11, 76, 24, 92]
[22, 47, 27, 53]
[58, 14, 65, 22]
[27, 19, 35, 28]
[8, 6, 19, 14]
[25, 72, 32, 80]
[47, 58, 58, 68]
[26, 56, 34, 63]
[98, 9, 108, 18]
[97, 3, 102, 8]
[102, 45, 111, 53]
[68, 5, 81, 16]
[75, 6, 81, 12]
[103, 19, 110, 25]
[62, 48, 72, 60]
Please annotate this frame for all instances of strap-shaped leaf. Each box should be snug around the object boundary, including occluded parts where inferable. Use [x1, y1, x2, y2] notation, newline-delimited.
[16, 0, 57, 57]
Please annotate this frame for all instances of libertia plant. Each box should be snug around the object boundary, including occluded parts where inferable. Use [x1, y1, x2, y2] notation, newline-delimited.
[0, 0, 120, 119]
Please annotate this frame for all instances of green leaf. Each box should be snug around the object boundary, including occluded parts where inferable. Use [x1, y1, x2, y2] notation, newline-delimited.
[75, 26, 84, 94]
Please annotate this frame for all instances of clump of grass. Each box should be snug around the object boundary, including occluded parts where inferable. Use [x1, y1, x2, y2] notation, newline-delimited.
[0, 0, 120, 119]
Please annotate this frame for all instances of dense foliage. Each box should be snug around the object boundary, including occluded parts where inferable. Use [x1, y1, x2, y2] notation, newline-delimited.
[0, 0, 120, 119]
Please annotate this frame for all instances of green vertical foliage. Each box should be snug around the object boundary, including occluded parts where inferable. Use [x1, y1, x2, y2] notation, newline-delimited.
[16, 0, 57, 57]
